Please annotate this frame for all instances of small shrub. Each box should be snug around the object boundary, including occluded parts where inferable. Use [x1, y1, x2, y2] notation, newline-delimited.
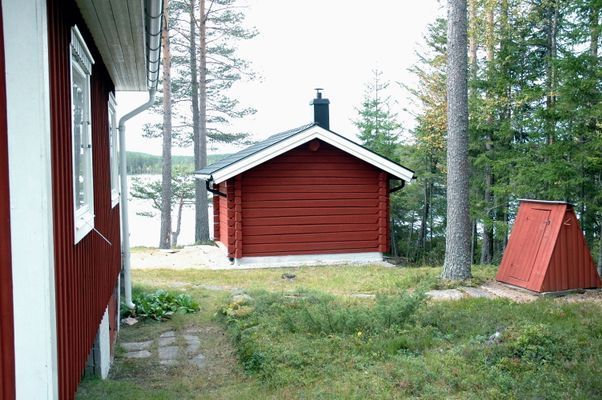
[485, 323, 575, 369]
[123, 289, 200, 321]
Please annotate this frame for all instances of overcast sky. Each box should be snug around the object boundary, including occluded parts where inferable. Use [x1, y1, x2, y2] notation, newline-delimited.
[117, 0, 443, 156]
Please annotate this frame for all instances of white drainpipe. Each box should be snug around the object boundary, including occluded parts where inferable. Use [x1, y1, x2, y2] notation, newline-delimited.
[119, 0, 163, 309]
[118, 90, 156, 309]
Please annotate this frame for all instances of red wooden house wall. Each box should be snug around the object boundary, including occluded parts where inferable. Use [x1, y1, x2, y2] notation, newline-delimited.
[214, 140, 390, 258]
[47, 0, 122, 397]
[0, 2, 16, 397]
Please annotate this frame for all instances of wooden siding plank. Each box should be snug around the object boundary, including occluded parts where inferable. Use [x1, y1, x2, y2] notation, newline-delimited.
[244, 240, 380, 254]
[244, 231, 378, 245]
[0, 1, 15, 394]
[243, 199, 378, 209]
[247, 168, 379, 179]
[243, 214, 379, 227]
[244, 192, 377, 201]
[47, 1, 121, 397]
[244, 247, 380, 257]
[243, 223, 377, 236]
[243, 177, 376, 186]
[243, 208, 378, 218]
[243, 184, 377, 194]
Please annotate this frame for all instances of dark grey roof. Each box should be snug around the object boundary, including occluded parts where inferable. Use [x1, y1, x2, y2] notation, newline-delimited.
[196, 122, 316, 177]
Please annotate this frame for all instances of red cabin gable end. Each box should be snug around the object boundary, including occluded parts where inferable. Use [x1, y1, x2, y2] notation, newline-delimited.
[214, 140, 392, 261]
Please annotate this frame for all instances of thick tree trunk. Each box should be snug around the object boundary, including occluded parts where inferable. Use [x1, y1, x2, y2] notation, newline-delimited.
[195, 0, 210, 243]
[442, 0, 472, 280]
[481, 2, 495, 265]
[159, 0, 172, 249]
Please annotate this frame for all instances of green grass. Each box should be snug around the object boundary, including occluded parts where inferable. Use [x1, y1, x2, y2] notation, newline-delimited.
[133, 264, 497, 296]
[223, 290, 602, 399]
[77, 265, 602, 399]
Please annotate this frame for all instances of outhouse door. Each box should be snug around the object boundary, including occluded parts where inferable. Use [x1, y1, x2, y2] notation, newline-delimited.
[507, 208, 551, 282]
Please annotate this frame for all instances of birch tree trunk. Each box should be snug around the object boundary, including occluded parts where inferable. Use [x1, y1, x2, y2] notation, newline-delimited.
[195, 0, 210, 243]
[159, 0, 172, 249]
[442, 0, 472, 280]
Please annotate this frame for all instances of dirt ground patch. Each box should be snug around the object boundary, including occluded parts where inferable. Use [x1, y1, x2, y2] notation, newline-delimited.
[131, 245, 233, 269]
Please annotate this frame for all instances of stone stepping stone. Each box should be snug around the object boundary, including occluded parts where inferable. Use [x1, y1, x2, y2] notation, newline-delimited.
[121, 340, 153, 352]
[158, 336, 176, 346]
[158, 345, 179, 366]
[350, 293, 376, 299]
[425, 289, 464, 301]
[189, 353, 205, 368]
[159, 330, 176, 338]
[124, 350, 151, 359]
[480, 283, 537, 303]
[183, 334, 200, 354]
[460, 287, 497, 299]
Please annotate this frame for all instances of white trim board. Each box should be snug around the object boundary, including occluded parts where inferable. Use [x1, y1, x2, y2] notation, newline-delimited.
[4, 0, 59, 397]
[196, 126, 415, 184]
[234, 252, 385, 268]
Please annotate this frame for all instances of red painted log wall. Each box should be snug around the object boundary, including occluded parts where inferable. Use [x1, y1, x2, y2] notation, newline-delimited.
[216, 182, 230, 252]
[47, 1, 121, 398]
[238, 140, 389, 257]
[213, 192, 220, 241]
[0, 2, 16, 397]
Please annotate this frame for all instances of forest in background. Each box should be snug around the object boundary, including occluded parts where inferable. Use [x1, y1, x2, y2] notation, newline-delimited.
[140, 0, 601, 271]
[126, 151, 226, 175]
[355, 0, 601, 267]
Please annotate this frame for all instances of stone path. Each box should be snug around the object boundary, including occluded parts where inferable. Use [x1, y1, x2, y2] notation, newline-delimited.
[122, 328, 206, 368]
[425, 282, 538, 302]
[349, 282, 541, 303]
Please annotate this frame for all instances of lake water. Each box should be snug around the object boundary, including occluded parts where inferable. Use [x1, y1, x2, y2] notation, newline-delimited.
[127, 175, 213, 247]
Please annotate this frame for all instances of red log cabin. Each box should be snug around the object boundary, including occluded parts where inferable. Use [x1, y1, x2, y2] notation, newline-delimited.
[196, 91, 415, 266]
[0, 0, 162, 398]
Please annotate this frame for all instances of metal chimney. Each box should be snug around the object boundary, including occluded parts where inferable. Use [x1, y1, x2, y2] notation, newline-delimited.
[310, 88, 330, 130]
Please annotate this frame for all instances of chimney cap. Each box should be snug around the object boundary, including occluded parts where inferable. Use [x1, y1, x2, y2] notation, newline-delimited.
[310, 88, 330, 105]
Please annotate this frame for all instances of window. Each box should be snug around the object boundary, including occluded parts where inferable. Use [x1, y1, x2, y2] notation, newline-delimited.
[108, 93, 119, 206]
[71, 26, 95, 243]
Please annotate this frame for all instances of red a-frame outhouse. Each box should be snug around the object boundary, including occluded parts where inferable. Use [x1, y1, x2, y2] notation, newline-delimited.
[496, 199, 601, 293]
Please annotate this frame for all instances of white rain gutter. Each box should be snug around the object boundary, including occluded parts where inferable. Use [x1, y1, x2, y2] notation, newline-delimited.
[118, 0, 163, 309]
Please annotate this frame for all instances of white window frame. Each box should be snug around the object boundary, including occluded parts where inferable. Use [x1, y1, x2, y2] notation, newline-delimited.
[108, 93, 119, 207]
[70, 25, 95, 243]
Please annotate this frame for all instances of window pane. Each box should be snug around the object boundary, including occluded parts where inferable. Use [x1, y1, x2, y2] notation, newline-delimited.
[72, 68, 87, 210]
